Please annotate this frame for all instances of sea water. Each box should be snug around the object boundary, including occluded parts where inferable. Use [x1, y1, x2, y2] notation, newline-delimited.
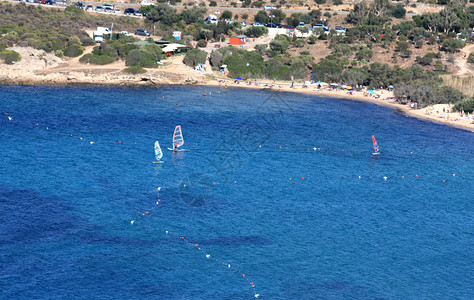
[0, 85, 473, 299]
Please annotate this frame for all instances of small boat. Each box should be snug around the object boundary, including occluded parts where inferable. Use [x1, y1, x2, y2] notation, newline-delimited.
[168, 125, 184, 151]
[153, 140, 163, 163]
[372, 135, 380, 155]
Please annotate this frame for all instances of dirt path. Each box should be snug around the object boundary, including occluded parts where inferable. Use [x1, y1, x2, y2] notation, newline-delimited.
[454, 44, 474, 76]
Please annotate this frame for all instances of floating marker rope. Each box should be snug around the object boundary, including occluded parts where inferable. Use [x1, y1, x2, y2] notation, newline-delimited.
[131, 187, 262, 299]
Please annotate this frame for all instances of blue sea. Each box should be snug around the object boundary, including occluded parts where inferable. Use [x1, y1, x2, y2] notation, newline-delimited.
[0, 85, 473, 299]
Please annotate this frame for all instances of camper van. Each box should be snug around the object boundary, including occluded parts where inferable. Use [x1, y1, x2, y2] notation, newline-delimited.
[205, 15, 218, 25]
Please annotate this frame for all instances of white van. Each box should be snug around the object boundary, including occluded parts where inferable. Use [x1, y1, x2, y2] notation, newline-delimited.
[205, 15, 218, 24]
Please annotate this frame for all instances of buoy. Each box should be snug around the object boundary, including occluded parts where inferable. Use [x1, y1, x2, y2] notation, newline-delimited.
[279, 146, 282, 149]
[181, 237, 184, 240]
[301, 177, 304, 180]
[228, 264, 231, 268]
[36, 124, 39, 126]
[119, 141, 121, 144]
[145, 211, 149, 214]
[195, 244, 198, 247]
[358, 176, 361, 179]
[416, 175, 419, 177]
[165, 231, 168, 234]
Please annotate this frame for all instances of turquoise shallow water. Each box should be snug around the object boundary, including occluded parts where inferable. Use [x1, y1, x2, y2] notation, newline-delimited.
[0, 84, 473, 299]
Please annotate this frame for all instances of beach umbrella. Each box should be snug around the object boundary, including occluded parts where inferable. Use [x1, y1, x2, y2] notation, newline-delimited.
[315, 81, 323, 84]
[368, 90, 374, 94]
[349, 89, 354, 91]
[236, 77, 242, 80]
[388, 85, 394, 89]
[346, 86, 353, 89]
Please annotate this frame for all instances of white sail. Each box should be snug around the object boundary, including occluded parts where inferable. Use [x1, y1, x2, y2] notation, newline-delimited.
[154, 141, 163, 161]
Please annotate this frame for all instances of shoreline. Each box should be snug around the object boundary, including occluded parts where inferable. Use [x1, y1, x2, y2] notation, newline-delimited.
[2, 76, 473, 132]
[1, 46, 472, 132]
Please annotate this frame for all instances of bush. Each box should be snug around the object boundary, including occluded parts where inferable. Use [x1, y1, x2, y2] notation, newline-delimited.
[197, 40, 207, 48]
[333, 0, 342, 4]
[392, 5, 406, 19]
[183, 48, 207, 67]
[467, 52, 474, 64]
[79, 53, 114, 65]
[64, 44, 83, 57]
[453, 98, 474, 113]
[315, 0, 326, 4]
[126, 45, 163, 68]
[244, 26, 268, 38]
[0, 50, 21, 64]
[210, 0, 217, 6]
[123, 66, 147, 74]
[55, 50, 64, 58]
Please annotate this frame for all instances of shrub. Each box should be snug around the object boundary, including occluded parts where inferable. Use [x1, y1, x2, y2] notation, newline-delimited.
[300, 51, 310, 55]
[0, 50, 21, 64]
[392, 5, 406, 19]
[55, 50, 64, 57]
[210, 0, 217, 6]
[64, 44, 83, 57]
[315, 0, 326, 4]
[453, 98, 474, 113]
[197, 40, 207, 47]
[333, 0, 342, 4]
[126, 45, 162, 68]
[183, 48, 207, 67]
[123, 66, 147, 74]
[244, 26, 268, 38]
[79, 53, 114, 65]
[467, 52, 474, 64]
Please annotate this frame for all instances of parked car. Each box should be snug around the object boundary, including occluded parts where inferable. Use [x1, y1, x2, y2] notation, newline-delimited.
[95, 6, 103, 12]
[334, 26, 347, 34]
[264, 5, 275, 11]
[114, 8, 121, 14]
[74, 1, 84, 9]
[297, 22, 305, 27]
[124, 8, 136, 15]
[103, 4, 114, 10]
[282, 25, 296, 30]
[240, 21, 247, 27]
[224, 18, 234, 24]
[141, 0, 154, 6]
[44, 0, 55, 5]
[134, 11, 142, 16]
[135, 29, 150, 36]
[266, 23, 281, 28]
[120, 31, 132, 36]
[205, 15, 218, 24]
[252, 22, 266, 27]
[86, 5, 93, 10]
[313, 24, 329, 31]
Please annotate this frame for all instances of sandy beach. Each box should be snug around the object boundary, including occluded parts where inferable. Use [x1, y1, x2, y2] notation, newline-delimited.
[1, 46, 473, 132]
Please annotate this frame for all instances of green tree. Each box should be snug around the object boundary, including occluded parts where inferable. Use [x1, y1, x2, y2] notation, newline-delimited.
[254, 10, 269, 23]
[392, 4, 406, 19]
[244, 26, 269, 37]
[441, 39, 466, 53]
[183, 48, 207, 67]
[221, 10, 232, 20]
[270, 35, 290, 53]
[356, 47, 373, 61]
